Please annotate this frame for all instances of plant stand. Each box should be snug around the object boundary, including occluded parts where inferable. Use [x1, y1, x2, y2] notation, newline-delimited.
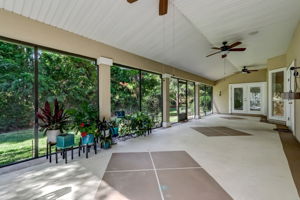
[55, 146, 74, 164]
[55, 134, 75, 164]
[78, 134, 97, 159]
[46, 141, 56, 163]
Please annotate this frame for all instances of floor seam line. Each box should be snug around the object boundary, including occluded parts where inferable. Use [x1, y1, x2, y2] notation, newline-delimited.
[149, 152, 165, 200]
[105, 169, 154, 173]
[156, 167, 202, 171]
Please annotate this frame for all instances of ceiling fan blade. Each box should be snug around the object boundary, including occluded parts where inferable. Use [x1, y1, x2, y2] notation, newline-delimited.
[222, 54, 227, 58]
[159, 0, 168, 15]
[229, 48, 246, 51]
[211, 47, 221, 50]
[127, 0, 138, 3]
[248, 70, 259, 72]
[206, 51, 222, 57]
[229, 42, 242, 49]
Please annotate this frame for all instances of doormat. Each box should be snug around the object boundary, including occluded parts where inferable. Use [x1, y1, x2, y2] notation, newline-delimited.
[192, 126, 251, 136]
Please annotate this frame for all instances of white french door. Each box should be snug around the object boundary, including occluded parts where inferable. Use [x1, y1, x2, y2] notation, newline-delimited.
[230, 82, 267, 115]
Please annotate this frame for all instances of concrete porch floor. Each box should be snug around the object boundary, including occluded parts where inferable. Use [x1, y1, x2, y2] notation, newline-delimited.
[0, 114, 298, 200]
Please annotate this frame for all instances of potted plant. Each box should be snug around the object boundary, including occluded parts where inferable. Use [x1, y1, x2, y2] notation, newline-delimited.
[131, 112, 151, 136]
[67, 103, 99, 145]
[37, 99, 70, 143]
[109, 118, 119, 137]
[98, 118, 112, 149]
[118, 116, 132, 139]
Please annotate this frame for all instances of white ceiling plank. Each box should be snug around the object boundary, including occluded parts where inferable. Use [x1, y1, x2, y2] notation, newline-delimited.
[63, 0, 87, 31]
[3, 0, 14, 11]
[61, 0, 80, 30]
[29, 0, 42, 20]
[12, 0, 24, 14]
[21, 0, 33, 17]
[44, 0, 60, 25]
[1, 0, 299, 80]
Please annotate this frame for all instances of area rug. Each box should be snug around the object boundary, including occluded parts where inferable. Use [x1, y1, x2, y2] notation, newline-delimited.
[192, 126, 251, 136]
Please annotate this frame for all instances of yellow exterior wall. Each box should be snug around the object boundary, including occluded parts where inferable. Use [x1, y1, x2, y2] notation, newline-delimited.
[213, 69, 267, 114]
[0, 9, 214, 85]
[286, 22, 300, 141]
[267, 54, 287, 70]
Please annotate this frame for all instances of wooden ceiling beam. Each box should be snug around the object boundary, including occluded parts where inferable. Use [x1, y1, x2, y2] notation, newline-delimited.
[159, 0, 168, 15]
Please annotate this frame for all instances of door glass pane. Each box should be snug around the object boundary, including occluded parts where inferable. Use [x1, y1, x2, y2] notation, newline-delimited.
[250, 87, 261, 111]
[234, 88, 243, 110]
[271, 71, 284, 117]
[178, 81, 187, 121]
[169, 78, 178, 123]
[187, 82, 195, 119]
[0, 40, 35, 166]
[141, 71, 162, 128]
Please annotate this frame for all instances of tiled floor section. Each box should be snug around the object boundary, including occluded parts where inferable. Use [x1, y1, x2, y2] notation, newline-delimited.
[1, 115, 299, 200]
[192, 126, 251, 136]
[96, 151, 233, 200]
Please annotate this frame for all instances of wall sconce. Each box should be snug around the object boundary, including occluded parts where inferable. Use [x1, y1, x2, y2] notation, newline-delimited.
[219, 90, 222, 96]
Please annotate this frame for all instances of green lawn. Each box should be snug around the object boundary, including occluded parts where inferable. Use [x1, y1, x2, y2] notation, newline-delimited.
[169, 108, 178, 123]
[0, 129, 80, 166]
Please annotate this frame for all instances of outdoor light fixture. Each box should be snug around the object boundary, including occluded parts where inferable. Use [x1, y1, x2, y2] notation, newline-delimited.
[282, 66, 300, 100]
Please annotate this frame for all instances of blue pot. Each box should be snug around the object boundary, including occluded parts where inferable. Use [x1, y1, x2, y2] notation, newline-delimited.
[110, 127, 119, 137]
[56, 134, 75, 149]
[81, 134, 95, 145]
[102, 141, 111, 149]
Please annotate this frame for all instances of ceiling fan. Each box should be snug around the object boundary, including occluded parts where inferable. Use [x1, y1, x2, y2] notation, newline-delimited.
[127, 0, 168, 16]
[206, 41, 246, 58]
[240, 66, 259, 74]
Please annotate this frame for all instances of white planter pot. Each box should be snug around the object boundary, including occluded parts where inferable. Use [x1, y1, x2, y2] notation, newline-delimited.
[105, 130, 110, 137]
[47, 130, 60, 143]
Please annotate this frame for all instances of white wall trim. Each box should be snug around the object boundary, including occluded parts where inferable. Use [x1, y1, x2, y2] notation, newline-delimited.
[162, 74, 172, 79]
[97, 57, 113, 66]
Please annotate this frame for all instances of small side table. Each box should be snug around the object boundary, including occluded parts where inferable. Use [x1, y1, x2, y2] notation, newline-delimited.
[46, 141, 57, 163]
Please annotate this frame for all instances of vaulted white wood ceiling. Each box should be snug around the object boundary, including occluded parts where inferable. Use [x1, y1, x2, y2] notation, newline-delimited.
[0, 0, 299, 80]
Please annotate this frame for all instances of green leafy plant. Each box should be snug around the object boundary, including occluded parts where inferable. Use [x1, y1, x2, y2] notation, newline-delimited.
[36, 99, 70, 135]
[118, 116, 132, 137]
[98, 118, 112, 148]
[67, 103, 99, 137]
[131, 112, 154, 136]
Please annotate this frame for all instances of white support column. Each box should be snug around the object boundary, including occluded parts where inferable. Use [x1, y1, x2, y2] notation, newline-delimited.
[162, 74, 172, 127]
[97, 57, 113, 121]
[195, 82, 200, 119]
